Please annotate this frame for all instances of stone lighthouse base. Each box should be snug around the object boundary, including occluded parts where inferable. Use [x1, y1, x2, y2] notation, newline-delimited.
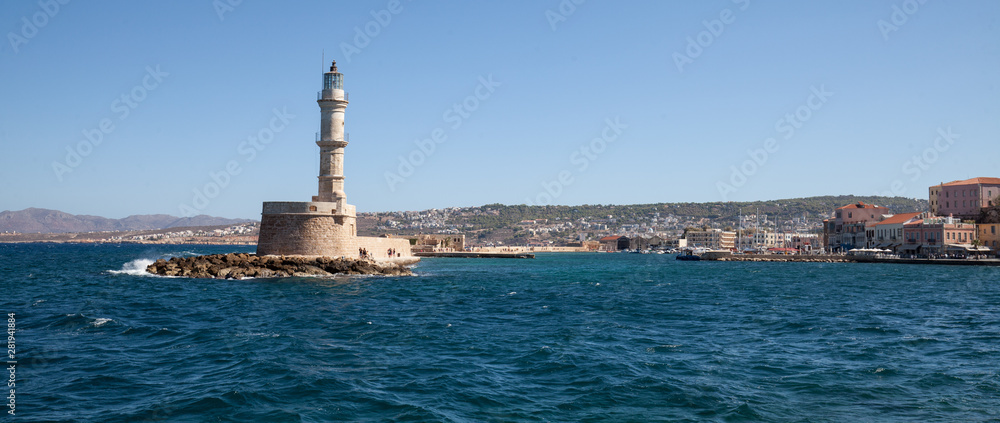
[256, 201, 416, 264]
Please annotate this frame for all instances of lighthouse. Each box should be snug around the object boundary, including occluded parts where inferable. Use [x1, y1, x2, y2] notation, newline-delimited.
[314, 61, 349, 211]
[255, 61, 415, 262]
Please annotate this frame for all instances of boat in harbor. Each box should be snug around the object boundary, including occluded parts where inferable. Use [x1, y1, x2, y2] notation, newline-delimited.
[676, 253, 701, 261]
[676, 247, 707, 261]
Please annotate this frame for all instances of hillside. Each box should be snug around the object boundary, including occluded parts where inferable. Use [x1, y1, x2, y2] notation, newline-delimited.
[448, 196, 928, 231]
[4, 195, 928, 239]
[0, 208, 255, 234]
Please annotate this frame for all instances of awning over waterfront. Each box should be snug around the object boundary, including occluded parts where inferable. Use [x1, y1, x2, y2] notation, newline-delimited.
[945, 244, 993, 252]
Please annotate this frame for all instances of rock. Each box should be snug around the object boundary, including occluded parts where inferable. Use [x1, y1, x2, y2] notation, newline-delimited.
[145, 253, 413, 279]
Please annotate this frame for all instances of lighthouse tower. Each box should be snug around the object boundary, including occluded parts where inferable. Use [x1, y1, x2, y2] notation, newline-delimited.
[257, 62, 419, 263]
[256, 61, 413, 261]
[313, 61, 349, 211]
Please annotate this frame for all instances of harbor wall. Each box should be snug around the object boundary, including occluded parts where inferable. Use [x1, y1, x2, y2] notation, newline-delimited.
[257, 206, 411, 259]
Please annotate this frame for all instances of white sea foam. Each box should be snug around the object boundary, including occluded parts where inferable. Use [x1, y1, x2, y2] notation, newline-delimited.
[109, 258, 156, 276]
[236, 332, 279, 338]
[92, 318, 113, 327]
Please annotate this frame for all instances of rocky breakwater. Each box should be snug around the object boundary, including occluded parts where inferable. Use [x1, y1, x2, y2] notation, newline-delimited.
[716, 255, 850, 263]
[146, 253, 413, 279]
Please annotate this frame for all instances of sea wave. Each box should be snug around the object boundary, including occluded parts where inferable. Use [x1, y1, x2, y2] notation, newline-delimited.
[108, 258, 156, 276]
[8, 244, 1000, 421]
[92, 317, 113, 327]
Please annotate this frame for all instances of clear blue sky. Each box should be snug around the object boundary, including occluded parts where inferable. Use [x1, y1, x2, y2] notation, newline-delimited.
[1, 0, 998, 219]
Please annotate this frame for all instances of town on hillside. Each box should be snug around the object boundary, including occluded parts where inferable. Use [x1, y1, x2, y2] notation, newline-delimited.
[4, 180, 996, 259]
[368, 177, 999, 257]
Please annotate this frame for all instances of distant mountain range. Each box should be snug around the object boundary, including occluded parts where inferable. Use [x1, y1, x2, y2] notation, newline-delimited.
[0, 208, 255, 234]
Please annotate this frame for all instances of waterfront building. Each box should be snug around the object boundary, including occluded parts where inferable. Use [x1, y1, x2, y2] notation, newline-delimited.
[867, 212, 925, 252]
[684, 229, 735, 250]
[902, 216, 977, 256]
[928, 177, 1000, 220]
[663, 237, 687, 249]
[739, 231, 814, 251]
[599, 236, 630, 252]
[824, 202, 891, 252]
[977, 223, 1000, 254]
[789, 234, 819, 252]
[411, 234, 465, 253]
[629, 235, 663, 250]
[929, 184, 942, 215]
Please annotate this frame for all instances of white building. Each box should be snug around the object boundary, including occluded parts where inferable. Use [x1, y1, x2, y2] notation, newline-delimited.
[685, 229, 735, 250]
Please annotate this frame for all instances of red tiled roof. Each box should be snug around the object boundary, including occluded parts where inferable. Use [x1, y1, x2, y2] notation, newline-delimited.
[599, 236, 624, 242]
[836, 201, 885, 210]
[874, 212, 923, 226]
[941, 177, 1000, 186]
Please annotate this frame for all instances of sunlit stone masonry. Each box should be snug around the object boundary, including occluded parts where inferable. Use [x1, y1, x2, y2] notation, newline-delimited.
[256, 61, 415, 263]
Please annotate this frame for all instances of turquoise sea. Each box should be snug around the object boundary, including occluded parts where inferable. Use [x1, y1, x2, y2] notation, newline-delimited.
[2, 243, 1000, 422]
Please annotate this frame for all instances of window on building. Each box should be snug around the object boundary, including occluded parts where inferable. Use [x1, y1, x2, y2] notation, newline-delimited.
[992, 226, 996, 235]
[848, 212, 852, 218]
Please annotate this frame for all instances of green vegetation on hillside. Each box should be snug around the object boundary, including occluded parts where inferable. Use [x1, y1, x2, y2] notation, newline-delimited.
[451, 196, 927, 231]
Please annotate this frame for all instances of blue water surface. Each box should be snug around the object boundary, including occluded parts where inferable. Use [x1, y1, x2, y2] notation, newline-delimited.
[2, 243, 999, 422]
